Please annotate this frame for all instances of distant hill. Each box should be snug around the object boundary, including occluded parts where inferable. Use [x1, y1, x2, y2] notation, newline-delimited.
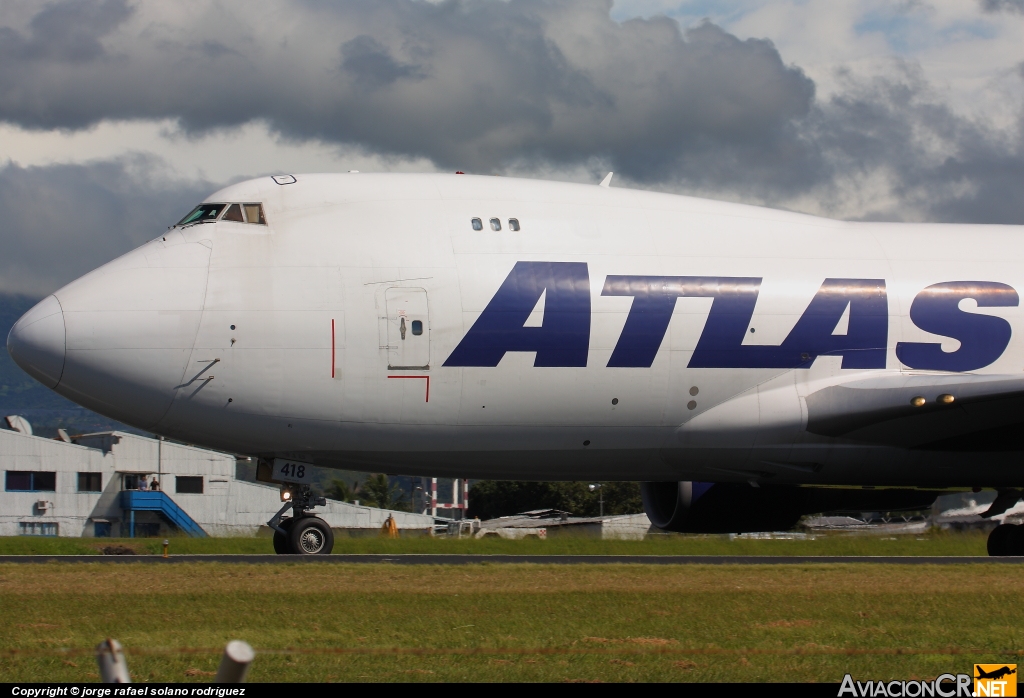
[0, 293, 134, 437]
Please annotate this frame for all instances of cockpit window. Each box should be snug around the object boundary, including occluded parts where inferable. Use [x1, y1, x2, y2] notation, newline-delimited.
[176, 202, 267, 227]
[243, 204, 266, 225]
[177, 203, 225, 226]
[222, 204, 244, 222]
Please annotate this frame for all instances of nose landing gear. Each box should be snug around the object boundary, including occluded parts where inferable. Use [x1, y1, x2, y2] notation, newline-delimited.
[291, 517, 334, 554]
[268, 485, 334, 555]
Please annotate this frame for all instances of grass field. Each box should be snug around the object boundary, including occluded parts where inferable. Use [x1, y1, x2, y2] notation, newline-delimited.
[1, 561, 1020, 683]
[0, 528, 992, 556]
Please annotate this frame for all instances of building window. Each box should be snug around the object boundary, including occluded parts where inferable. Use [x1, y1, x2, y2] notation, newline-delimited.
[176, 476, 204, 494]
[123, 474, 151, 490]
[94, 522, 111, 538]
[509, 218, 520, 231]
[19, 522, 58, 536]
[471, 217, 483, 231]
[78, 472, 102, 492]
[6, 471, 56, 492]
[489, 218, 501, 231]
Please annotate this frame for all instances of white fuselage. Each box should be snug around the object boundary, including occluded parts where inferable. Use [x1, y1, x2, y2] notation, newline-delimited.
[10, 173, 1024, 487]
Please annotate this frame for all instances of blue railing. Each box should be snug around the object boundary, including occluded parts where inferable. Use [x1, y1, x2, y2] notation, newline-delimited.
[120, 490, 208, 538]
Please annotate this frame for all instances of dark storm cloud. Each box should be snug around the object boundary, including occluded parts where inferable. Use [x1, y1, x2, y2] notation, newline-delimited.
[979, 0, 1024, 13]
[805, 65, 1024, 223]
[0, 0, 131, 63]
[0, 0, 1022, 232]
[0, 0, 814, 182]
[0, 158, 212, 296]
[340, 35, 426, 89]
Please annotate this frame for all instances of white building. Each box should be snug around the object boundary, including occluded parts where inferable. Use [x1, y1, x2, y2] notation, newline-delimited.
[0, 424, 434, 538]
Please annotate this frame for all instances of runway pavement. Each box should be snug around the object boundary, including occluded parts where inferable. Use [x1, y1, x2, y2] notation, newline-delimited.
[0, 554, 1020, 564]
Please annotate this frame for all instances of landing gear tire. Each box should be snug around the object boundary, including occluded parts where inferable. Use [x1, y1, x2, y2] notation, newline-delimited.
[987, 523, 1020, 556]
[273, 517, 297, 555]
[288, 516, 334, 555]
[1007, 525, 1024, 556]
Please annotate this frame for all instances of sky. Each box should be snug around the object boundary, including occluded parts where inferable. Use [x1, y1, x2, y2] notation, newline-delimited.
[1, 0, 1023, 296]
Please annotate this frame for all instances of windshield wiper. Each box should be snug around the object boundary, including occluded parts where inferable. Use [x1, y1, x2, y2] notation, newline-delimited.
[180, 218, 217, 229]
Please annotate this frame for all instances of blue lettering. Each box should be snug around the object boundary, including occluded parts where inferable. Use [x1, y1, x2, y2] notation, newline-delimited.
[443, 261, 591, 367]
[687, 277, 766, 368]
[716, 277, 887, 370]
[896, 281, 1017, 372]
[449, 266, 1018, 373]
[603, 276, 760, 367]
[605, 276, 887, 369]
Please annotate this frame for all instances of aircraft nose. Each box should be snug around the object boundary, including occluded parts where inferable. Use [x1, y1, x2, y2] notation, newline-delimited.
[7, 295, 66, 389]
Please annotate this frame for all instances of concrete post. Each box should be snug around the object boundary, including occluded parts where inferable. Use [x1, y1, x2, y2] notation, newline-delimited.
[214, 640, 255, 683]
[96, 638, 131, 683]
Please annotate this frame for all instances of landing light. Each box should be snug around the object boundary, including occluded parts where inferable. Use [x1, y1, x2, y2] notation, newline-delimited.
[280, 488, 293, 502]
[911, 396, 926, 407]
[938, 393, 955, 404]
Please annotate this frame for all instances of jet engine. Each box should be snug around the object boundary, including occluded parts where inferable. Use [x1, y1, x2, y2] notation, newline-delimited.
[640, 481, 940, 533]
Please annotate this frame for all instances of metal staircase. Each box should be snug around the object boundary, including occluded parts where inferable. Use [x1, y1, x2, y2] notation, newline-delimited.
[120, 491, 208, 537]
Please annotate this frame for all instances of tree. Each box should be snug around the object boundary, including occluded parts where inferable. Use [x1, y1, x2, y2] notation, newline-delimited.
[325, 478, 356, 503]
[467, 481, 643, 520]
[599, 481, 644, 517]
[361, 473, 411, 512]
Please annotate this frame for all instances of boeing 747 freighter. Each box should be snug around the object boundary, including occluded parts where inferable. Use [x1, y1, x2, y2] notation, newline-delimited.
[8, 173, 1024, 554]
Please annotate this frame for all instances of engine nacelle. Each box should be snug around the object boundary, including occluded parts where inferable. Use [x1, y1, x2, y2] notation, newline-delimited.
[640, 481, 939, 534]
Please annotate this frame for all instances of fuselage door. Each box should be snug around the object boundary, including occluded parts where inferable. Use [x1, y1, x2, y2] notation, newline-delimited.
[385, 287, 429, 370]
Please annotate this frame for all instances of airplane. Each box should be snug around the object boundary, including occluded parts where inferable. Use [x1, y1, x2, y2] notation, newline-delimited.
[976, 666, 1016, 681]
[8, 172, 1024, 555]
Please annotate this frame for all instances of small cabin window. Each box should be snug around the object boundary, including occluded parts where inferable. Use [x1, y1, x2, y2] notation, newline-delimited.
[471, 217, 483, 231]
[508, 218, 520, 231]
[222, 204, 244, 222]
[411, 320, 423, 336]
[243, 203, 266, 224]
[490, 218, 501, 231]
